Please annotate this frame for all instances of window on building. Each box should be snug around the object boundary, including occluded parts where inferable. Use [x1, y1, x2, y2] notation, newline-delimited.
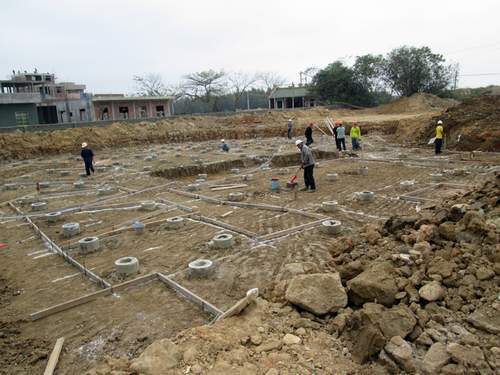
[56, 87, 62, 94]
[156, 105, 165, 117]
[35, 75, 42, 81]
[139, 105, 147, 118]
[79, 109, 86, 121]
[119, 106, 129, 119]
[15, 112, 29, 126]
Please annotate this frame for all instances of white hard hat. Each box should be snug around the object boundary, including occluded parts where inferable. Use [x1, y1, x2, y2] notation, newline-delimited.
[288, 118, 292, 121]
[221, 139, 225, 142]
[437, 120, 443, 124]
[295, 139, 303, 146]
[81, 142, 87, 148]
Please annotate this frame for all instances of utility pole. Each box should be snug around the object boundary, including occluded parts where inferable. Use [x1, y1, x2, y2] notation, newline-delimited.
[246, 91, 250, 110]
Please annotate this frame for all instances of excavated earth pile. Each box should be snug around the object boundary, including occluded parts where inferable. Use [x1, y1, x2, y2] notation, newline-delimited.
[0, 93, 460, 161]
[421, 95, 500, 152]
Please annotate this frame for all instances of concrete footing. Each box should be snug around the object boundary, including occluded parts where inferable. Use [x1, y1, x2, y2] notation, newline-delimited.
[326, 173, 338, 182]
[400, 180, 415, 190]
[115, 256, 139, 275]
[46, 211, 62, 223]
[322, 201, 339, 212]
[78, 236, 100, 254]
[212, 233, 234, 249]
[31, 202, 47, 211]
[320, 219, 342, 235]
[188, 259, 213, 278]
[356, 191, 375, 202]
[166, 216, 184, 229]
[62, 222, 80, 237]
[140, 201, 157, 211]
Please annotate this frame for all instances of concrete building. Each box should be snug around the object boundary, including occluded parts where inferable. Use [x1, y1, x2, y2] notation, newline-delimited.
[268, 86, 316, 109]
[0, 93, 41, 127]
[92, 95, 173, 121]
[0, 71, 93, 125]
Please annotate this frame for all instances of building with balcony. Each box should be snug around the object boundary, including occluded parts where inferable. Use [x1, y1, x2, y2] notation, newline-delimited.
[0, 71, 92, 125]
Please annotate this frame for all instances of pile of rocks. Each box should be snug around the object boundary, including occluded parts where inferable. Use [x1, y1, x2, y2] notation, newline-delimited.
[280, 175, 500, 374]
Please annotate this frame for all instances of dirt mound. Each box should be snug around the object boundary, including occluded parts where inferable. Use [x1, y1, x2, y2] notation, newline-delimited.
[374, 93, 457, 115]
[420, 95, 500, 151]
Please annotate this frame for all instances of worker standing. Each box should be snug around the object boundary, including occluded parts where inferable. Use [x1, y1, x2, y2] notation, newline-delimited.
[350, 122, 361, 150]
[435, 120, 444, 155]
[296, 139, 316, 192]
[333, 120, 340, 150]
[305, 123, 314, 146]
[336, 121, 346, 151]
[80, 142, 95, 177]
[287, 119, 293, 139]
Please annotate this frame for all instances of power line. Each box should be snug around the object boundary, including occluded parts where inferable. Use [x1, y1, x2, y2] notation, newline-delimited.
[459, 73, 500, 77]
[446, 42, 500, 55]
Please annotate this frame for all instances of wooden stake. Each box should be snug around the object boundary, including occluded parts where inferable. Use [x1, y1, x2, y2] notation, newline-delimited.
[43, 337, 65, 375]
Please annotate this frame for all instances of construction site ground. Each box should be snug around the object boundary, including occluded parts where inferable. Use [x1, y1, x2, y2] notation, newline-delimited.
[0, 94, 499, 374]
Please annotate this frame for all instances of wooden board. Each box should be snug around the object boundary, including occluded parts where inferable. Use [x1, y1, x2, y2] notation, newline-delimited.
[157, 273, 223, 317]
[210, 184, 248, 191]
[44, 337, 65, 375]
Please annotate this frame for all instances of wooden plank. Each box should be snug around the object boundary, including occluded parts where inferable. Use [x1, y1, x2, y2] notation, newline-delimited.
[43, 337, 65, 375]
[210, 184, 248, 191]
[216, 289, 258, 322]
[258, 219, 325, 241]
[31, 288, 112, 321]
[190, 214, 257, 238]
[157, 273, 223, 317]
[111, 273, 158, 293]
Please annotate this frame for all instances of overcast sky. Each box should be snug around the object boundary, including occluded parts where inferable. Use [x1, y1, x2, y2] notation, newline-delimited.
[2, 0, 500, 93]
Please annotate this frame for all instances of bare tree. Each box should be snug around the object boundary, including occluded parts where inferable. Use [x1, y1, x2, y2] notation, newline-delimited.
[228, 71, 258, 109]
[256, 71, 287, 92]
[182, 70, 227, 102]
[133, 73, 168, 96]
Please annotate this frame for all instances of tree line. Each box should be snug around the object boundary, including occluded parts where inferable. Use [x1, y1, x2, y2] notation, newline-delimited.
[133, 46, 458, 113]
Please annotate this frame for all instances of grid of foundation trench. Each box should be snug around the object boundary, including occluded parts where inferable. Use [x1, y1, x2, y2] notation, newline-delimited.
[0, 134, 496, 373]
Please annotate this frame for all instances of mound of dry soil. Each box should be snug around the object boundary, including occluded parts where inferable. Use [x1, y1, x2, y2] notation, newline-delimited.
[420, 95, 500, 152]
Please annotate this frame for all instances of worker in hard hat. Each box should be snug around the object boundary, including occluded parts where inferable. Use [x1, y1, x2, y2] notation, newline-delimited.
[350, 122, 361, 150]
[295, 139, 316, 192]
[336, 120, 346, 151]
[435, 120, 444, 155]
[305, 123, 314, 146]
[220, 139, 230, 152]
[287, 119, 293, 139]
[80, 142, 95, 177]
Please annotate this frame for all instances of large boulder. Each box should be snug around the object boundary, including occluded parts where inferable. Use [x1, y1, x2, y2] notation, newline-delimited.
[384, 336, 416, 373]
[347, 262, 398, 306]
[285, 273, 347, 315]
[422, 342, 450, 374]
[130, 339, 181, 374]
[467, 305, 500, 334]
[419, 281, 446, 302]
[344, 303, 416, 363]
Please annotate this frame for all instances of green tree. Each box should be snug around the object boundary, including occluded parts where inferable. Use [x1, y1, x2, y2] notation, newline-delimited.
[382, 46, 456, 96]
[311, 61, 373, 106]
